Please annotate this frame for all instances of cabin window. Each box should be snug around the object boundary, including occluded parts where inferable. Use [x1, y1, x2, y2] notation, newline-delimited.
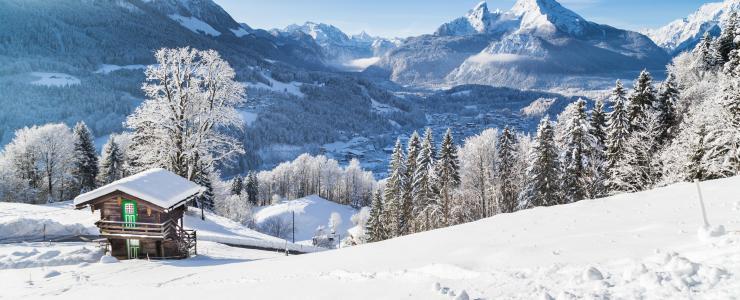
[121, 199, 138, 228]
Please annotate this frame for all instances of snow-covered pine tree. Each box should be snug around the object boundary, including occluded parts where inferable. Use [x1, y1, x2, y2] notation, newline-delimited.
[654, 72, 680, 145]
[230, 175, 243, 195]
[435, 129, 460, 227]
[401, 131, 421, 234]
[703, 62, 740, 177]
[725, 50, 740, 77]
[97, 136, 124, 185]
[366, 190, 388, 242]
[606, 80, 631, 175]
[245, 171, 259, 206]
[495, 126, 518, 213]
[517, 117, 561, 209]
[192, 159, 215, 211]
[72, 121, 98, 193]
[694, 32, 716, 73]
[718, 11, 739, 61]
[412, 128, 438, 231]
[125, 48, 245, 181]
[685, 124, 709, 181]
[609, 111, 659, 193]
[710, 37, 726, 70]
[588, 100, 608, 197]
[383, 138, 406, 237]
[559, 100, 596, 203]
[628, 70, 657, 129]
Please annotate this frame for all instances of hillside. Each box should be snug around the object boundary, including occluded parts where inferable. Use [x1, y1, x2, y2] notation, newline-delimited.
[3, 176, 739, 299]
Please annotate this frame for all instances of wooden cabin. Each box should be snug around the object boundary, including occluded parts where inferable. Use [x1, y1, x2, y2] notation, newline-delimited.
[74, 168, 205, 260]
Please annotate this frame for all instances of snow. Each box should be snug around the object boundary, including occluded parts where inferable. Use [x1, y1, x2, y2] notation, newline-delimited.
[3, 177, 740, 298]
[0, 202, 99, 241]
[99, 255, 118, 264]
[244, 75, 304, 98]
[254, 195, 357, 243]
[94, 64, 147, 74]
[238, 110, 258, 126]
[183, 209, 322, 253]
[510, 0, 587, 36]
[168, 14, 221, 37]
[74, 168, 205, 210]
[521, 97, 556, 117]
[229, 27, 249, 37]
[370, 99, 401, 114]
[0, 242, 104, 269]
[29, 72, 80, 87]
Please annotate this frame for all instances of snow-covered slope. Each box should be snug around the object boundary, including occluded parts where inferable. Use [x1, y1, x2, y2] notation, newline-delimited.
[644, 0, 740, 55]
[5, 176, 740, 299]
[374, 0, 669, 90]
[254, 195, 357, 243]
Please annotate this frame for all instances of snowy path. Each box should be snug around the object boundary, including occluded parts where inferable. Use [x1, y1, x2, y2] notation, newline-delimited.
[2, 177, 740, 299]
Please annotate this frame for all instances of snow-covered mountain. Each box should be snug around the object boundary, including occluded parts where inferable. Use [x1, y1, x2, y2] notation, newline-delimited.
[278, 22, 402, 69]
[372, 0, 669, 90]
[643, 0, 740, 55]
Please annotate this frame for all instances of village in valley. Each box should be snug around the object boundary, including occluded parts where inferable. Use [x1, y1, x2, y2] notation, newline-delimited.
[1, 0, 740, 299]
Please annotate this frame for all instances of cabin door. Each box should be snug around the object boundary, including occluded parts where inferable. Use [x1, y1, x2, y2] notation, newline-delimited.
[126, 239, 140, 259]
[121, 199, 138, 228]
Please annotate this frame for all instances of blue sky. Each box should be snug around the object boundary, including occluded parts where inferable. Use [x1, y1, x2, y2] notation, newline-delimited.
[213, 0, 717, 38]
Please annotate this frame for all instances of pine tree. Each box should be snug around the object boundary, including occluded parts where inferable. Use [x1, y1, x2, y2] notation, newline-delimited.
[495, 126, 518, 213]
[654, 72, 679, 145]
[709, 38, 726, 69]
[609, 112, 659, 193]
[97, 136, 124, 185]
[72, 122, 98, 193]
[412, 128, 437, 232]
[724, 49, 740, 77]
[606, 80, 631, 174]
[718, 11, 739, 60]
[383, 139, 406, 237]
[435, 129, 460, 226]
[588, 101, 608, 197]
[560, 100, 596, 203]
[517, 117, 561, 209]
[628, 70, 657, 129]
[695, 32, 716, 72]
[686, 124, 709, 181]
[231, 175, 244, 195]
[400, 131, 421, 235]
[366, 191, 388, 242]
[192, 161, 215, 211]
[245, 171, 259, 206]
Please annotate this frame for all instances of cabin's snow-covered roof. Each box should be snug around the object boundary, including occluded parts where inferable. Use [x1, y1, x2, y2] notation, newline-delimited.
[74, 168, 205, 209]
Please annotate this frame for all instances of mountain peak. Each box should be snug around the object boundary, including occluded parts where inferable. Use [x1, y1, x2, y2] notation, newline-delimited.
[510, 0, 587, 36]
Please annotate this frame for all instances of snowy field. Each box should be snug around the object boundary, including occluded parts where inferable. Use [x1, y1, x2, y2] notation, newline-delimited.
[28, 72, 81, 87]
[253, 195, 357, 244]
[2, 177, 740, 299]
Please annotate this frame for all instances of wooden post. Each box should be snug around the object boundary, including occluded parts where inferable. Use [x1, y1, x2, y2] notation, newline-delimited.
[695, 179, 709, 227]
